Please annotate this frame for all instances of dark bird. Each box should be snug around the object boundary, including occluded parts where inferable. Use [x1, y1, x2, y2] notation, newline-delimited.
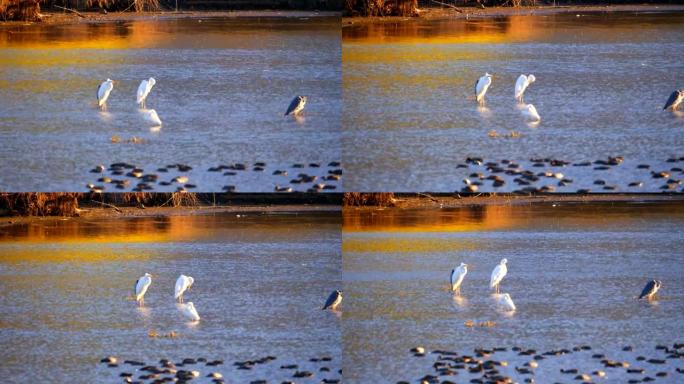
[322, 290, 342, 310]
[663, 90, 683, 111]
[285, 96, 307, 116]
[639, 280, 662, 300]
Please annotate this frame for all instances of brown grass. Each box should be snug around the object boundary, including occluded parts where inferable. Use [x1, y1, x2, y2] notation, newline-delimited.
[0, 0, 41, 21]
[0, 192, 80, 216]
[345, 0, 417, 16]
[343, 192, 396, 207]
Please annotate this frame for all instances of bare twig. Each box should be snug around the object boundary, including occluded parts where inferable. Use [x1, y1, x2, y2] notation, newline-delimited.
[53, 5, 86, 18]
[416, 192, 439, 202]
[428, 0, 462, 12]
[90, 200, 122, 213]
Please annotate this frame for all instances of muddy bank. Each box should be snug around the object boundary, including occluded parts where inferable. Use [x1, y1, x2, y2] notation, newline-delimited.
[1, 9, 340, 26]
[343, 4, 684, 24]
[344, 193, 684, 209]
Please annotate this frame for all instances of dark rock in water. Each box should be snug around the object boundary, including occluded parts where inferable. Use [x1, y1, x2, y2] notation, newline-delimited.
[223, 171, 237, 176]
[328, 161, 341, 167]
[573, 161, 591, 166]
[222, 185, 236, 192]
[159, 181, 172, 186]
[560, 368, 578, 374]
[603, 185, 617, 191]
[594, 166, 610, 170]
[309, 163, 320, 168]
[281, 364, 298, 369]
[594, 180, 606, 185]
[637, 164, 650, 169]
[253, 167, 264, 171]
[124, 360, 145, 366]
[254, 162, 266, 167]
[185, 184, 197, 189]
[647, 359, 666, 364]
[636, 356, 646, 361]
[328, 169, 343, 175]
[652, 171, 670, 179]
[292, 163, 304, 168]
[273, 170, 288, 175]
[119, 372, 132, 377]
[592, 354, 605, 359]
[628, 182, 643, 187]
[656, 371, 668, 377]
[627, 368, 645, 374]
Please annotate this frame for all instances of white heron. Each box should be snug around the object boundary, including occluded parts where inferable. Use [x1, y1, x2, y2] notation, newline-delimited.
[490, 258, 508, 294]
[639, 280, 662, 300]
[475, 73, 493, 104]
[135, 273, 152, 306]
[663, 90, 683, 111]
[97, 79, 114, 111]
[285, 96, 307, 116]
[496, 293, 516, 311]
[521, 104, 541, 122]
[323, 290, 342, 310]
[514, 74, 536, 102]
[136, 77, 156, 108]
[450, 262, 468, 295]
[180, 302, 200, 322]
[142, 109, 162, 126]
[174, 274, 194, 303]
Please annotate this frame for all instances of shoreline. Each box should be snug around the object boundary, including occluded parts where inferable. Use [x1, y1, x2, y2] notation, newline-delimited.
[1, 9, 340, 26]
[343, 4, 684, 25]
[0, 203, 340, 227]
[345, 193, 684, 210]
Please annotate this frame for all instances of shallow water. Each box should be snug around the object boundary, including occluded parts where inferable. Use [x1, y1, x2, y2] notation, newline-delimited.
[0, 211, 341, 383]
[342, 202, 684, 382]
[0, 16, 341, 192]
[343, 11, 684, 191]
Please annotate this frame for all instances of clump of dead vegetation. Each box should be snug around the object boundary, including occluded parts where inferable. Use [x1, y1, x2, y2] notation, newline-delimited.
[343, 192, 396, 207]
[0, 192, 80, 216]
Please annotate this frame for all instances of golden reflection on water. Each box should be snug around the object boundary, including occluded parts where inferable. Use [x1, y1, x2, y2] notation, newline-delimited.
[0, 212, 337, 263]
[343, 201, 684, 236]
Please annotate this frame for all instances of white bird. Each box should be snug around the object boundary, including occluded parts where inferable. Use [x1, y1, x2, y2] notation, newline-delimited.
[97, 79, 114, 111]
[514, 74, 536, 102]
[490, 258, 508, 293]
[136, 77, 156, 108]
[175, 274, 194, 303]
[142, 109, 162, 126]
[497, 293, 516, 311]
[450, 262, 468, 295]
[521, 104, 541, 122]
[180, 302, 200, 322]
[475, 73, 493, 104]
[135, 273, 152, 306]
